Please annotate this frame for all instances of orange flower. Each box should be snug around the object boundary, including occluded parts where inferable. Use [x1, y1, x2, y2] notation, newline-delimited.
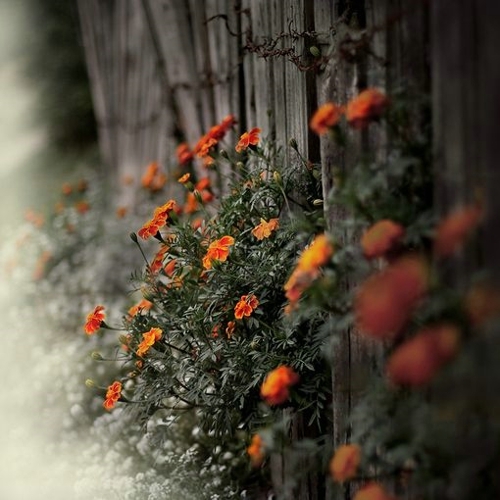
[465, 282, 500, 327]
[138, 200, 177, 240]
[184, 192, 199, 214]
[195, 136, 218, 158]
[247, 434, 265, 467]
[141, 161, 167, 191]
[84, 305, 105, 335]
[137, 327, 163, 357]
[103, 381, 122, 411]
[196, 177, 211, 191]
[191, 217, 204, 230]
[164, 258, 177, 277]
[220, 114, 237, 131]
[32, 251, 52, 281]
[361, 220, 405, 259]
[434, 205, 482, 258]
[202, 235, 235, 269]
[252, 218, 279, 240]
[62, 183, 73, 196]
[310, 102, 343, 135]
[178, 173, 191, 184]
[150, 245, 169, 273]
[386, 323, 460, 386]
[284, 234, 334, 308]
[355, 255, 429, 340]
[54, 202, 65, 214]
[329, 444, 361, 483]
[234, 294, 259, 320]
[353, 482, 397, 500]
[176, 143, 193, 165]
[116, 206, 128, 218]
[128, 299, 153, 318]
[235, 127, 261, 153]
[211, 324, 220, 339]
[75, 200, 90, 214]
[25, 209, 45, 228]
[260, 365, 299, 405]
[296, 233, 333, 272]
[225, 321, 236, 338]
[346, 88, 389, 129]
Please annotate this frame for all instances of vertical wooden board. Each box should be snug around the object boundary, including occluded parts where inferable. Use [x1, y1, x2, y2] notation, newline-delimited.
[283, 0, 308, 160]
[77, 0, 113, 169]
[248, 0, 275, 136]
[188, 0, 216, 134]
[144, 0, 204, 150]
[476, 0, 500, 286]
[270, 0, 287, 154]
[238, 0, 257, 134]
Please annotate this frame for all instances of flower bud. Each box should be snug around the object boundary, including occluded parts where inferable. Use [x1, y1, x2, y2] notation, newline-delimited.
[91, 351, 103, 361]
[85, 379, 97, 388]
[219, 149, 229, 159]
[130, 232, 138, 243]
[235, 162, 245, 171]
[309, 46, 321, 57]
[313, 199, 324, 206]
[272, 171, 281, 184]
[289, 138, 298, 150]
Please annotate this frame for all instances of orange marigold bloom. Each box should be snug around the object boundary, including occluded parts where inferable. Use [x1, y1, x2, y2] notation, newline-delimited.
[128, 299, 153, 318]
[234, 294, 259, 320]
[329, 444, 361, 483]
[25, 209, 45, 228]
[178, 173, 191, 184]
[434, 205, 482, 258]
[75, 200, 90, 214]
[202, 235, 235, 269]
[465, 282, 500, 327]
[220, 114, 237, 131]
[141, 161, 159, 187]
[247, 434, 265, 467]
[252, 218, 279, 240]
[195, 136, 218, 158]
[191, 217, 204, 230]
[138, 200, 177, 240]
[62, 183, 73, 196]
[310, 102, 343, 135]
[137, 327, 163, 357]
[235, 127, 261, 153]
[164, 258, 177, 277]
[353, 482, 397, 500]
[211, 324, 220, 339]
[176, 142, 193, 165]
[226, 321, 236, 338]
[260, 365, 299, 405]
[386, 323, 460, 386]
[196, 177, 211, 191]
[296, 233, 334, 273]
[346, 88, 389, 129]
[103, 381, 122, 411]
[116, 206, 128, 218]
[184, 192, 199, 214]
[361, 220, 405, 259]
[355, 255, 429, 340]
[84, 305, 106, 335]
[150, 245, 169, 273]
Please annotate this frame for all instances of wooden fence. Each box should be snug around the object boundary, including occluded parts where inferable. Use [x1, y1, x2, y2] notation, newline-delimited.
[77, 0, 500, 498]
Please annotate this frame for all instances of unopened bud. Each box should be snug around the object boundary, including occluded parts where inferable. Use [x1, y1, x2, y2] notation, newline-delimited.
[312, 199, 324, 206]
[91, 351, 103, 361]
[309, 46, 321, 58]
[219, 149, 229, 159]
[85, 379, 97, 388]
[193, 189, 203, 204]
[289, 138, 298, 150]
[235, 162, 245, 171]
[272, 171, 281, 184]
[130, 232, 138, 243]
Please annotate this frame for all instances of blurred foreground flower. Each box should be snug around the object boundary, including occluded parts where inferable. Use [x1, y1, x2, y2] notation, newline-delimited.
[260, 365, 299, 405]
